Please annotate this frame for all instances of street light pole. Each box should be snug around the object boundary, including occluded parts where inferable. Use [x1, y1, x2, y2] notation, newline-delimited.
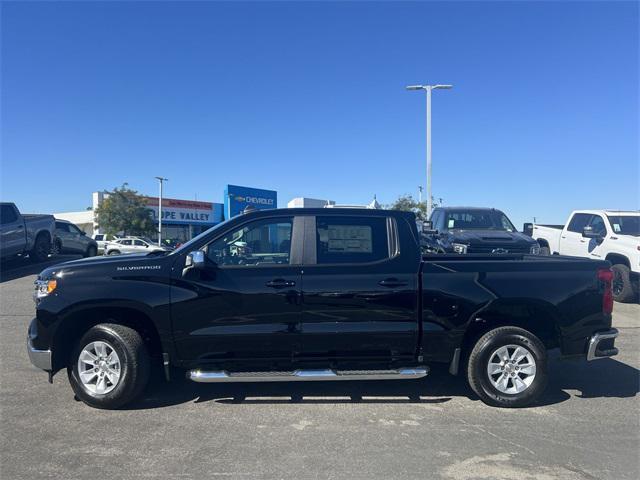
[406, 83, 452, 218]
[155, 177, 168, 246]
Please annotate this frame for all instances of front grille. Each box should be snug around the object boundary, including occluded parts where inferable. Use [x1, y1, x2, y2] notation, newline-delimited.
[467, 245, 530, 254]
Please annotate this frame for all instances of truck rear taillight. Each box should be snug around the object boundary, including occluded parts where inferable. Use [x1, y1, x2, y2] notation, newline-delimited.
[597, 268, 614, 315]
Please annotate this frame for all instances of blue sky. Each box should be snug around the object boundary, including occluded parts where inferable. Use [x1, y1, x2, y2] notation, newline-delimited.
[1, 1, 638, 227]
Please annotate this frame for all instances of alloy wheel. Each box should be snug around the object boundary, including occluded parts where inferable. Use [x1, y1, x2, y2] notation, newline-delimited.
[486, 344, 536, 394]
[77, 341, 121, 394]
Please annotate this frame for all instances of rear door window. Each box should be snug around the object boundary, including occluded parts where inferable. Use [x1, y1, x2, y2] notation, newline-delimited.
[567, 214, 592, 233]
[315, 216, 389, 264]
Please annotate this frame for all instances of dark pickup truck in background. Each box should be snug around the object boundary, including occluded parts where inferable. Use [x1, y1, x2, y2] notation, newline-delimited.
[28, 208, 618, 409]
[1, 202, 55, 262]
[423, 206, 540, 255]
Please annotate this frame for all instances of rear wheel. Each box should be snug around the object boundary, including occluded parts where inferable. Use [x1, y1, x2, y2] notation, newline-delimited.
[108, 249, 120, 256]
[30, 234, 51, 262]
[539, 246, 550, 256]
[467, 326, 547, 408]
[612, 264, 636, 303]
[68, 323, 150, 409]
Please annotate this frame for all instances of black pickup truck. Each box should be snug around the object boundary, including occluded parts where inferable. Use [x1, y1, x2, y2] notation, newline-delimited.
[28, 208, 619, 409]
[423, 206, 540, 255]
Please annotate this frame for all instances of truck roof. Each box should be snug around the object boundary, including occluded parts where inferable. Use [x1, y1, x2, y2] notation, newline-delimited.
[433, 206, 504, 212]
[236, 207, 417, 219]
[572, 210, 640, 216]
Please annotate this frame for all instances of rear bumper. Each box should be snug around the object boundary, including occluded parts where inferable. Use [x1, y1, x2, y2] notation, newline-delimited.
[586, 328, 619, 361]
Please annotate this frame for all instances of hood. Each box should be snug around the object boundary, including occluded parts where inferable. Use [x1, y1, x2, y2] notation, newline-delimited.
[37, 253, 162, 279]
[443, 229, 537, 246]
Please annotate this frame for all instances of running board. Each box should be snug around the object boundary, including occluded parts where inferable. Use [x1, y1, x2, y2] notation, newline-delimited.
[187, 367, 428, 383]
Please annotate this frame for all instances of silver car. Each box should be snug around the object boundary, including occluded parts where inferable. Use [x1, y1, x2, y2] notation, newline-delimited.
[92, 233, 120, 254]
[53, 220, 98, 257]
[104, 237, 169, 256]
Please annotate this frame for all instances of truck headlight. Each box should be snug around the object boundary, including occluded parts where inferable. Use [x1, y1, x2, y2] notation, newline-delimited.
[452, 243, 468, 254]
[34, 279, 57, 301]
[530, 245, 541, 255]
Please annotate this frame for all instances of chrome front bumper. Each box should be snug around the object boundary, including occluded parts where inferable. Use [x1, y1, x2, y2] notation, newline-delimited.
[586, 328, 619, 361]
[27, 337, 52, 371]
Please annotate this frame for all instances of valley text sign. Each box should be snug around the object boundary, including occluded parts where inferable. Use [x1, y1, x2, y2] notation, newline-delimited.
[143, 197, 223, 225]
[224, 184, 277, 218]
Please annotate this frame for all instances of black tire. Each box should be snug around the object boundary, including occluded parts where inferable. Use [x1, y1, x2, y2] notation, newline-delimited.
[52, 239, 62, 256]
[539, 246, 550, 256]
[85, 245, 98, 257]
[108, 249, 120, 256]
[30, 233, 51, 262]
[467, 326, 548, 408]
[612, 264, 636, 303]
[68, 323, 150, 409]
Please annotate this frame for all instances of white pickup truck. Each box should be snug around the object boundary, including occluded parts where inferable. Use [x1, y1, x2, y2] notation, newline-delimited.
[525, 210, 639, 303]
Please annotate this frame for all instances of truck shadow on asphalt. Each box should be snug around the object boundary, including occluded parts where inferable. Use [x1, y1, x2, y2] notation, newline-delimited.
[126, 358, 639, 410]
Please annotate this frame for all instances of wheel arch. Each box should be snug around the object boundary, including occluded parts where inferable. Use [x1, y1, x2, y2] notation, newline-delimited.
[460, 299, 562, 362]
[535, 238, 549, 248]
[605, 253, 630, 268]
[51, 305, 163, 371]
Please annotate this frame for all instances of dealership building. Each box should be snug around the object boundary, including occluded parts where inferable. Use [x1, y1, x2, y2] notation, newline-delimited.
[55, 184, 280, 243]
[54, 184, 381, 242]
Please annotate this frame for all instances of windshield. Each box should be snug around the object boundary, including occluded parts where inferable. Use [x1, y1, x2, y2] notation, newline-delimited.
[169, 218, 234, 256]
[607, 215, 640, 236]
[444, 210, 516, 232]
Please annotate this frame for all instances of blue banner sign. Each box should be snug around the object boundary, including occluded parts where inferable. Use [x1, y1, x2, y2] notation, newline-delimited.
[224, 185, 277, 218]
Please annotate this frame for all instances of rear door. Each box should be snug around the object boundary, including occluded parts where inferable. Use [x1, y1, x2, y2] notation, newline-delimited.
[0, 204, 25, 257]
[299, 214, 419, 364]
[55, 222, 76, 253]
[561, 213, 592, 257]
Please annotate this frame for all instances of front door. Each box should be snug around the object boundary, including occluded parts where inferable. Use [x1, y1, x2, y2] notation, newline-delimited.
[171, 215, 303, 366]
[561, 213, 592, 257]
[299, 214, 419, 364]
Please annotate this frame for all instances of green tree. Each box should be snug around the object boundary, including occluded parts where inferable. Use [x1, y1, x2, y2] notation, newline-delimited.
[387, 194, 428, 220]
[95, 184, 156, 237]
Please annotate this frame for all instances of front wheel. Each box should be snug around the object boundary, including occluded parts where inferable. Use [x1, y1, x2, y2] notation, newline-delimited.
[68, 324, 150, 409]
[467, 326, 547, 408]
[85, 245, 98, 257]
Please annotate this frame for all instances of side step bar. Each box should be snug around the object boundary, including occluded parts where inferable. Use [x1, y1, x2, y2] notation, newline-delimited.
[188, 367, 428, 383]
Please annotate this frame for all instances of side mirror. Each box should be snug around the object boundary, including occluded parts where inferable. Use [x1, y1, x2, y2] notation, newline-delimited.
[81, 231, 87, 236]
[185, 250, 206, 270]
[582, 226, 603, 239]
[523, 223, 533, 236]
[421, 221, 439, 236]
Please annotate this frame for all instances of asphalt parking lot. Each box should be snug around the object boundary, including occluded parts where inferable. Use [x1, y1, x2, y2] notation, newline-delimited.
[1, 257, 638, 480]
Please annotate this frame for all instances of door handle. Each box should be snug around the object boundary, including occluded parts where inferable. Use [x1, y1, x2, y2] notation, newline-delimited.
[265, 279, 296, 289]
[378, 278, 408, 288]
